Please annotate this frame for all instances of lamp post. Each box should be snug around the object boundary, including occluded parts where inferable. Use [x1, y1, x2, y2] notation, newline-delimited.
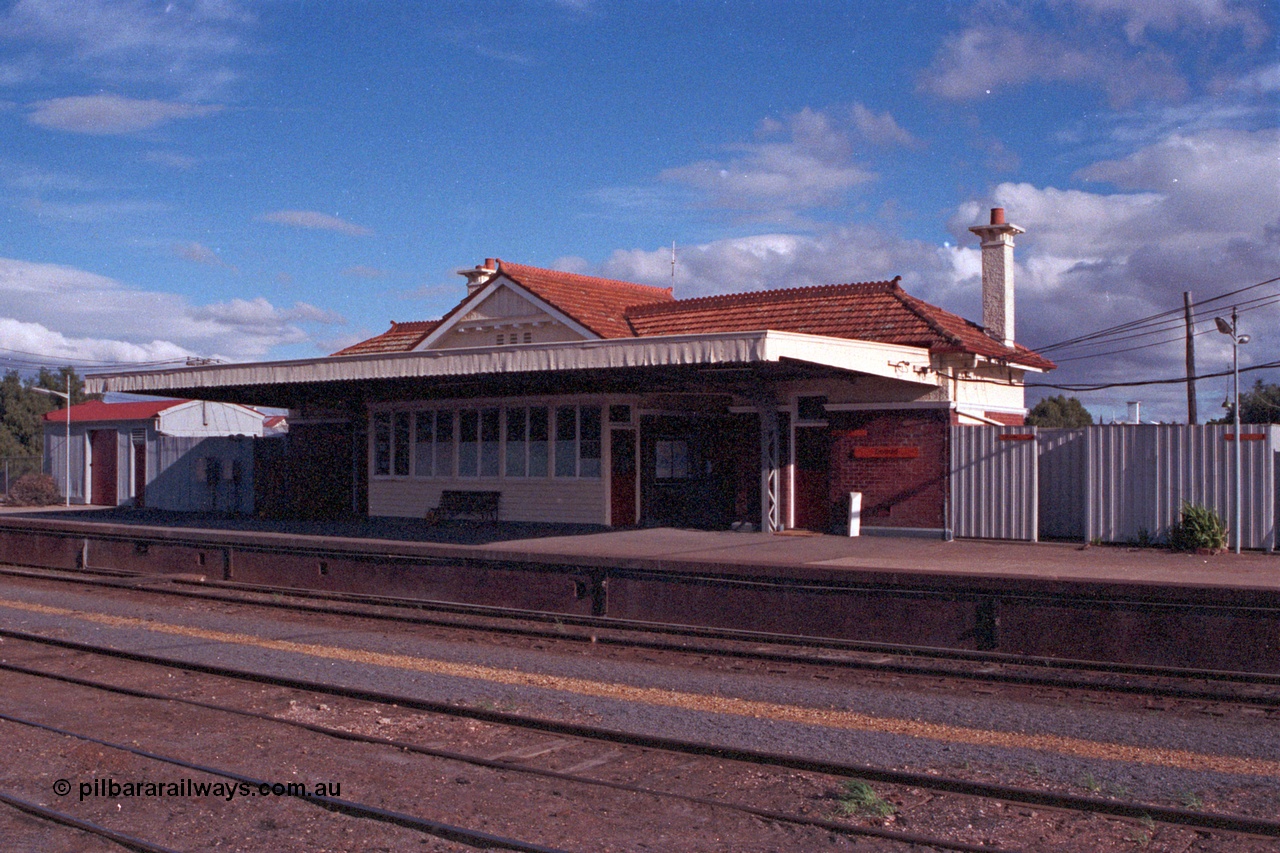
[32, 375, 72, 507]
[1214, 308, 1249, 554]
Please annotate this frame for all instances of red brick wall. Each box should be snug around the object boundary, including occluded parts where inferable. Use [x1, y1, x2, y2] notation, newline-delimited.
[827, 410, 949, 529]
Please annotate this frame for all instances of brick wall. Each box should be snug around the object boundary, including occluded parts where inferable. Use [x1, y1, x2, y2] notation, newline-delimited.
[827, 410, 949, 529]
[984, 410, 1026, 426]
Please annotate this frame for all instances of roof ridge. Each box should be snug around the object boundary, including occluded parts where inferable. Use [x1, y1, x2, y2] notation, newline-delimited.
[627, 278, 900, 316]
[499, 260, 675, 300]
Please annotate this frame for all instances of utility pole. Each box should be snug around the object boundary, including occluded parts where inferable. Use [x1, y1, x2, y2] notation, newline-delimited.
[1184, 291, 1197, 424]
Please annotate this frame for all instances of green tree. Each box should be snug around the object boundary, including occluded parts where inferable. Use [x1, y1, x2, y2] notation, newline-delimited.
[1238, 380, 1280, 424]
[0, 367, 95, 459]
[1026, 395, 1095, 428]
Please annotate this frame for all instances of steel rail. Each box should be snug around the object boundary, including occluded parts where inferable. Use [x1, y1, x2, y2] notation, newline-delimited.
[0, 710, 571, 853]
[4, 563, 1279, 707]
[0, 790, 183, 853]
[3, 626, 1278, 840]
[0, 657, 1004, 853]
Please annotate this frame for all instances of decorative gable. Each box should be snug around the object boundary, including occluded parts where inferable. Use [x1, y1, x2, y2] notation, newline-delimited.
[419, 276, 599, 350]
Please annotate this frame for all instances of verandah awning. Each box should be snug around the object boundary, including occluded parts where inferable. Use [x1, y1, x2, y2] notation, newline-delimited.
[87, 330, 937, 399]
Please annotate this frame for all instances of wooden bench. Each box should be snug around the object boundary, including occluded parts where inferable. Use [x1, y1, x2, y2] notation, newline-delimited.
[426, 490, 501, 524]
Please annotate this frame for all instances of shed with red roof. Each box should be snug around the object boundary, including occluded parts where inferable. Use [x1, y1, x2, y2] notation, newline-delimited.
[42, 398, 270, 510]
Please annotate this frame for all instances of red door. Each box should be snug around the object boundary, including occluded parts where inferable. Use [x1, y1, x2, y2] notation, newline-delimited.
[90, 430, 118, 506]
[133, 441, 146, 508]
[610, 429, 637, 527]
[793, 427, 829, 531]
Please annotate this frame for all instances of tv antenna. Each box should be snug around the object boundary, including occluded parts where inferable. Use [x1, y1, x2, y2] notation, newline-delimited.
[670, 241, 676, 286]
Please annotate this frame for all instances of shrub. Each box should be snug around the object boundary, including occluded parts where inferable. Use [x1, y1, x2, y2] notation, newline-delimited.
[8, 473, 62, 507]
[1168, 502, 1228, 553]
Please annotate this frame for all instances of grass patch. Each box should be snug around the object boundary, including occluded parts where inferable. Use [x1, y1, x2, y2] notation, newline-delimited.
[837, 779, 896, 818]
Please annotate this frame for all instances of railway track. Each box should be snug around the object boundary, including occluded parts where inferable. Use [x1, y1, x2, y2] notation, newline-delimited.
[0, 603, 1277, 851]
[0, 631, 997, 852]
[3, 562, 1279, 715]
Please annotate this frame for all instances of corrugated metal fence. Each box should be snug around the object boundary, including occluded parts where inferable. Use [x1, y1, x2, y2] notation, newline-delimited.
[949, 424, 1279, 550]
[151, 435, 256, 514]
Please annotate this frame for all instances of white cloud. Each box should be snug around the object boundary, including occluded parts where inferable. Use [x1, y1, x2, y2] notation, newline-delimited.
[0, 256, 346, 362]
[598, 227, 966, 308]
[921, 23, 1186, 105]
[174, 241, 233, 270]
[1076, 128, 1280, 234]
[0, 0, 254, 100]
[28, 94, 222, 134]
[257, 210, 374, 237]
[921, 1, 1270, 105]
[660, 107, 876, 218]
[594, 124, 1280, 422]
[1052, 0, 1268, 45]
[850, 103, 920, 148]
[0, 316, 194, 365]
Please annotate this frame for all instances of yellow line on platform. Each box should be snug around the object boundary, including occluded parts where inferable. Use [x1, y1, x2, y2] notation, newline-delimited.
[3, 596, 1278, 778]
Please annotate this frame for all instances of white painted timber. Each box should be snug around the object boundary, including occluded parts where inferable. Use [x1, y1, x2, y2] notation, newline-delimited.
[87, 331, 938, 394]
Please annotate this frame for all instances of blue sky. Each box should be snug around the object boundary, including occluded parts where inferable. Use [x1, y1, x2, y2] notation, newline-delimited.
[0, 0, 1277, 421]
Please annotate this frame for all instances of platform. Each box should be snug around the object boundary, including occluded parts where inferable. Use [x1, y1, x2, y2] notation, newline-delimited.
[2, 507, 1279, 671]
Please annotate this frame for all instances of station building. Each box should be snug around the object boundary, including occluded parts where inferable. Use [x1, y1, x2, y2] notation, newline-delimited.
[89, 209, 1053, 534]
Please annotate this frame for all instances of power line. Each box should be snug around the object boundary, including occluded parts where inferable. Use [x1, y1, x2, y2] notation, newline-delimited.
[1026, 359, 1280, 392]
[1038, 289, 1280, 358]
[1033, 274, 1280, 354]
[0, 346, 190, 368]
[1031, 291, 1280, 372]
[1047, 327, 1215, 363]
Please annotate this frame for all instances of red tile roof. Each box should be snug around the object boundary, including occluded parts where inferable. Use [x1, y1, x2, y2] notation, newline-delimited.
[42, 399, 189, 424]
[331, 261, 1054, 370]
[498, 261, 674, 339]
[628, 279, 1054, 369]
[332, 320, 440, 356]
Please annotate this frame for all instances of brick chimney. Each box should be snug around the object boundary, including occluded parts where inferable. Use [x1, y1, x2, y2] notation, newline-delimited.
[968, 208, 1024, 348]
[457, 258, 499, 294]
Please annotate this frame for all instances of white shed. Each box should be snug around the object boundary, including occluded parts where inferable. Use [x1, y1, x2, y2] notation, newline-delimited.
[42, 398, 271, 512]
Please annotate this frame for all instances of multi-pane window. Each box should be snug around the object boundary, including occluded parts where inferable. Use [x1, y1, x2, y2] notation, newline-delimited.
[505, 408, 527, 476]
[458, 410, 478, 476]
[418, 412, 459, 477]
[373, 412, 392, 476]
[373, 404, 599, 479]
[528, 406, 549, 476]
[655, 439, 690, 479]
[434, 412, 454, 476]
[480, 408, 500, 477]
[554, 405, 601, 478]
[504, 406, 550, 477]
[555, 406, 577, 478]
[579, 406, 601, 477]
[414, 412, 442, 476]
[393, 412, 411, 476]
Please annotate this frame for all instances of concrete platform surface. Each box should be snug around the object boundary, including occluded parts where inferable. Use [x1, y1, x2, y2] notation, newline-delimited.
[3, 506, 1277, 594]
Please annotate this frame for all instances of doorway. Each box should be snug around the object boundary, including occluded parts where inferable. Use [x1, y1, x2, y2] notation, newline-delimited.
[132, 440, 146, 508]
[89, 429, 118, 506]
[793, 426, 830, 531]
[610, 429, 637, 527]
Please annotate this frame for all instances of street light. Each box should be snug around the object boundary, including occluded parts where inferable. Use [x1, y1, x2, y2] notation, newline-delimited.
[32, 375, 72, 507]
[1214, 308, 1250, 554]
